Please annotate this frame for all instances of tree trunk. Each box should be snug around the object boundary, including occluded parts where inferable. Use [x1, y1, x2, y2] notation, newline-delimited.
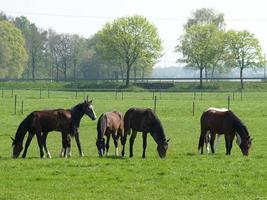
[126, 64, 131, 87]
[200, 68, 203, 88]
[240, 68, 244, 89]
[32, 56, 35, 80]
[134, 66, 137, 83]
[205, 67, 208, 83]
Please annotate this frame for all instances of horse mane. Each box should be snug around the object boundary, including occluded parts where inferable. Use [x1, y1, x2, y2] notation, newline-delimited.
[230, 111, 249, 137]
[150, 111, 167, 144]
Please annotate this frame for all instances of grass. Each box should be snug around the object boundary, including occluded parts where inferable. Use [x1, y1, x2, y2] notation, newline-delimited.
[0, 89, 266, 199]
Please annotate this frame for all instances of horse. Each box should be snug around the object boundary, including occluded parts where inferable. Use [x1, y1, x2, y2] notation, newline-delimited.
[96, 111, 124, 157]
[11, 100, 97, 158]
[198, 107, 252, 156]
[122, 108, 169, 158]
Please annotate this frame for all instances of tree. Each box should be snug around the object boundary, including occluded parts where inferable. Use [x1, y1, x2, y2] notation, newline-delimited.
[184, 8, 225, 30]
[96, 15, 162, 87]
[14, 16, 46, 80]
[225, 30, 265, 89]
[177, 24, 225, 88]
[0, 20, 28, 78]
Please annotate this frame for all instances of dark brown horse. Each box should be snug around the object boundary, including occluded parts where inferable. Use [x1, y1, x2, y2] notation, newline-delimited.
[96, 111, 124, 157]
[198, 107, 252, 156]
[122, 108, 169, 158]
[11, 100, 96, 158]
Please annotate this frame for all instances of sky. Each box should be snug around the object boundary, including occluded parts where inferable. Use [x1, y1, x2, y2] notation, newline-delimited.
[1, 0, 267, 68]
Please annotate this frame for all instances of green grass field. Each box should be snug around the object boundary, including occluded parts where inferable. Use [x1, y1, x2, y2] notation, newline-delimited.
[0, 89, 266, 200]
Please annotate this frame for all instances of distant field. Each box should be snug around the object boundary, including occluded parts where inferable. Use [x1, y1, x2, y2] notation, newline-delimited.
[0, 89, 266, 199]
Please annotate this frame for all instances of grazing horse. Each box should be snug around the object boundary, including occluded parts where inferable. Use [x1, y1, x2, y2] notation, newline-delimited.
[198, 107, 252, 156]
[96, 111, 124, 157]
[11, 100, 96, 158]
[122, 108, 169, 158]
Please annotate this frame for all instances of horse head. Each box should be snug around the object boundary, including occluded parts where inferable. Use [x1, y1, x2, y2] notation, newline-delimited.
[83, 100, 97, 120]
[157, 138, 170, 158]
[239, 136, 253, 156]
[96, 138, 105, 157]
[11, 137, 23, 158]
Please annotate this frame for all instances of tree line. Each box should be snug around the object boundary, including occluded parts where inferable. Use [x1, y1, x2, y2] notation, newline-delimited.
[0, 9, 266, 88]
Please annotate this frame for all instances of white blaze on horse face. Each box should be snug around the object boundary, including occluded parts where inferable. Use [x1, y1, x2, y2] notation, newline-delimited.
[236, 133, 242, 146]
[89, 105, 97, 119]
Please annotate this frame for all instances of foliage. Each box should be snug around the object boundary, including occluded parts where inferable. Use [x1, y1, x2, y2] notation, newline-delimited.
[225, 30, 266, 89]
[184, 8, 225, 30]
[0, 20, 28, 78]
[96, 15, 162, 86]
[177, 24, 225, 88]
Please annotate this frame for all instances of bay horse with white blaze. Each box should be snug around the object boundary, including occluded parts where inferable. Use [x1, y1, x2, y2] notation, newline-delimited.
[122, 108, 169, 158]
[96, 111, 124, 157]
[11, 100, 96, 158]
[198, 107, 252, 156]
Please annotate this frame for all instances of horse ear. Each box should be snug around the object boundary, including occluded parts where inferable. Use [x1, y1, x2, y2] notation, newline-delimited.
[167, 138, 170, 143]
[10, 137, 15, 142]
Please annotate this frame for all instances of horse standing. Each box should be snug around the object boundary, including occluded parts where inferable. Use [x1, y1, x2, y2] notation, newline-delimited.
[11, 100, 96, 158]
[122, 108, 169, 158]
[96, 111, 124, 157]
[198, 107, 252, 156]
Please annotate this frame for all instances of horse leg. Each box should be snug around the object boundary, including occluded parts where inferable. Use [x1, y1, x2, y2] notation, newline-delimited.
[36, 131, 44, 158]
[66, 134, 72, 158]
[142, 132, 148, 158]
[106, 134, 110, 157]
[228, 132, 235, 155]
[224, 134, 231, 155]
[42, 132, 51, 158]
[198, 129, 207, 154]
[204, 131, 211, 154]
[22, 132, 34, 158]
[121, 128, 129, 157]
[75, 129, 84, 157]
[60, 132, 67, 158]
[129, 131, 137, 158]
[112, 133, 119, 156]
[209, 132, 216, 154]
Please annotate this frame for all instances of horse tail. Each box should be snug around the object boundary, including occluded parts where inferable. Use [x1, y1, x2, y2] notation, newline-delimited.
[198, 111, 208, 152]
[13, 112, 33, 142]
[123, 109, 132, 135]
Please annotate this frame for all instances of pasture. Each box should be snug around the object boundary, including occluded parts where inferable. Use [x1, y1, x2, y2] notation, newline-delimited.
[0, 89, 266, 199]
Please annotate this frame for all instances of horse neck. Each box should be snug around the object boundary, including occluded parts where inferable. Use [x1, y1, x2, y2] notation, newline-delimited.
[14, 115, 31, 145]
[150, 118, 166, 145]
[97, 114, 105, 140]
[71, 105, 85, 126]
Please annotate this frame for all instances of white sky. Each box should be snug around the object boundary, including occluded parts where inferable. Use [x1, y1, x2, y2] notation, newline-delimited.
[1, 0, 267, 67]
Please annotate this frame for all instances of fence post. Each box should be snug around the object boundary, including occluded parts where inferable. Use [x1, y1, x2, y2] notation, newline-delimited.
[14, 95, 17, 115]
[192, 101, 195, 116]
[154, 95, 157, 113]
[228, 96, 230, 110]
[75, 90, 78, 99]
[21, 100, 24, 114]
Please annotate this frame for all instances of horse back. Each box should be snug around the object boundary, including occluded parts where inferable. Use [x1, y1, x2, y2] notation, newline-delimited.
[31, 109, 72, 132]
[98, 111, 124, 136]
[124, 108, 155, 133]
[201, 109, 235, 134]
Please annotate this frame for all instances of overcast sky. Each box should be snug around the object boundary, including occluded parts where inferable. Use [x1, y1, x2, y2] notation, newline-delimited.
[1, 0, 267, 67]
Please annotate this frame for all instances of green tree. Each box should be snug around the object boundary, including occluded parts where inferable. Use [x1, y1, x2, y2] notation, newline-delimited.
[0, 20, 28, 78]
[225, 30, 265, 89]
[14, 16, 47, 80]
[177, 24, 225, 88]
[96, 15, 162, 87]
[184, 8, 225, 30]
